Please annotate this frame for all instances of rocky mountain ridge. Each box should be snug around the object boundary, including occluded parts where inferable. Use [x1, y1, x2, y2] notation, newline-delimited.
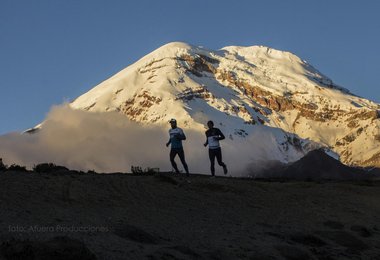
[68, 42, 380, 168]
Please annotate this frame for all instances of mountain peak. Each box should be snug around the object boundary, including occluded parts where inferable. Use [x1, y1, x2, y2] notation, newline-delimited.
[159, 41, 193, 50]
[68, 42, 380, 168]
[146, 42, 194, 57]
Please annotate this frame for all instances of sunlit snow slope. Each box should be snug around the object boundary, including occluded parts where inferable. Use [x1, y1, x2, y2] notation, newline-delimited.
[70, 42, 380, 168]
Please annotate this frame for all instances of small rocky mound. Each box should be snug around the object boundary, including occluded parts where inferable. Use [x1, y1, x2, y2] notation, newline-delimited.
[278, 149, 373, 180]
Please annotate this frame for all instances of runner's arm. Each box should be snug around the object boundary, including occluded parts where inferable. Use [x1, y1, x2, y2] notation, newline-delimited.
[216, 129, 225, 140]
[178, 130, 186, 140]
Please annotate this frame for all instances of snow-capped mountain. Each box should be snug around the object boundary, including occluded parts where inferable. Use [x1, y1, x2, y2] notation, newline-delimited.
[70, 42, 380, 168]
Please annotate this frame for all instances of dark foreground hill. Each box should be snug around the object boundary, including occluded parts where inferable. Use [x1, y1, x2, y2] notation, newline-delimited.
[0, 171, 380, 259]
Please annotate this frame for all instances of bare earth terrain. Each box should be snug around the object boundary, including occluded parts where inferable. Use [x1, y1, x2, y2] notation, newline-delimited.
[0, 171, 379, 259]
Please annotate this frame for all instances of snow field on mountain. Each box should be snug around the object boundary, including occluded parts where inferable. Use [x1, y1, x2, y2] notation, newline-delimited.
[55, 42, 380, 168]
[1, 42, 379, 171]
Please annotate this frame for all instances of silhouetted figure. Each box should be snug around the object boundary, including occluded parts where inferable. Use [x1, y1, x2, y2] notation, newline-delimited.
[166, 119, 189, 176]
[204, 120, 228, 176]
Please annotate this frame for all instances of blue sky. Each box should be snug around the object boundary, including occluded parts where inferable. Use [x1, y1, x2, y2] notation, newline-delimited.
[1, 0, 379, 134]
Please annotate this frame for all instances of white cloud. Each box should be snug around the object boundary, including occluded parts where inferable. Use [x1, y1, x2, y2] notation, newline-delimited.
[0, 105, 299, 176]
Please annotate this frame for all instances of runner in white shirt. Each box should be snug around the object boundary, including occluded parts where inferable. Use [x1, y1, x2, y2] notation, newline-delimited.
[204, 120, 228, 176]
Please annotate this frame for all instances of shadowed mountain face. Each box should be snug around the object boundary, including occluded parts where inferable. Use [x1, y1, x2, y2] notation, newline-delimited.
[277, 149, 377, 180]
[249, 149, 379, 180]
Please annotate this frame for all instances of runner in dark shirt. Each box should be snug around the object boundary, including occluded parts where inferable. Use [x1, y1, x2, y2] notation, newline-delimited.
[166, 118, 189, 176]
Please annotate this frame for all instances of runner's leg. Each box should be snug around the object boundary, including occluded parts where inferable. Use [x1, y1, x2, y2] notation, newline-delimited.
[215, 148, 226, 167]
[170, 149, 180, 173]
[178, 149, 189, 175]
[209, 149, 216, 176]
[215, 148, 228, 174]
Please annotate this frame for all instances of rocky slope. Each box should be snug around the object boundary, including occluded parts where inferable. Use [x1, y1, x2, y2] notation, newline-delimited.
[69, 42, 380, 168]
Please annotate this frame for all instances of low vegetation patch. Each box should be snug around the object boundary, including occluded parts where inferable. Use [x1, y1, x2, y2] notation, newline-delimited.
[33, 163, 69, 173]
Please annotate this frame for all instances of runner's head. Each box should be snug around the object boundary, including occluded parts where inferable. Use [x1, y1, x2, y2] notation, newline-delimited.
[169, 118, 177, 128]
[207, 120, 214, 129]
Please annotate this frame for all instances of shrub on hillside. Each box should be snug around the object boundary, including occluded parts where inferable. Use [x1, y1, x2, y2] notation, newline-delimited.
[131, 166, 159, 175]
[7, 164, 28, 172]
[131, 166, 143, 174]
[0, 158, 7, 172]
[33, 163, 69, 173]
